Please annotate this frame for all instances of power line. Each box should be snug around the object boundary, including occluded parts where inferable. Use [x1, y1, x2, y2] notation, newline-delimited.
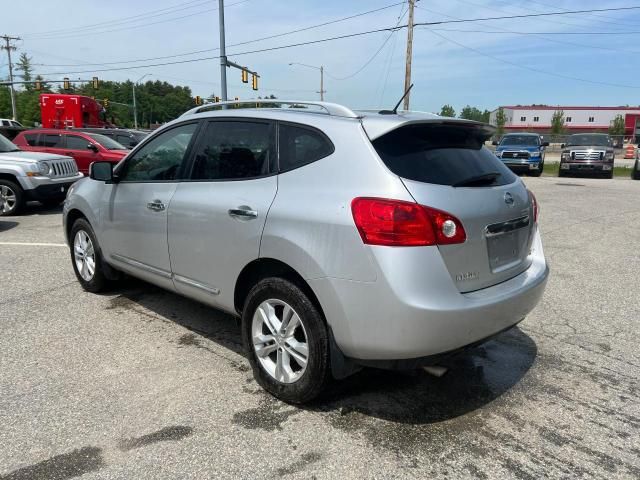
[424, 28, 640, 89]
[35, 2, 405, 68]
[26, 0, 252, 41]
[34, 6, 640, 78]
[23, 0, 214, 37]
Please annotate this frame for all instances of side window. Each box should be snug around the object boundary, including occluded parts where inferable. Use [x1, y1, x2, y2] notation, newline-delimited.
[24, 133, 38, 146]
[116, 134, 133, 146]
[1, 120, 9, 126]
[278, 124, 334, 172]
[119, 123, 198, 182]
[190, 121, 272, 180]
[40, 134, 63, 148]
[66, 135, 90, 150]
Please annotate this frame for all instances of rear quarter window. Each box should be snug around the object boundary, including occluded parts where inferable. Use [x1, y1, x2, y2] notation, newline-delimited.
[372, 124, 517, 187]
[23, 133, 38, 146]
[278, 123, 334, 172]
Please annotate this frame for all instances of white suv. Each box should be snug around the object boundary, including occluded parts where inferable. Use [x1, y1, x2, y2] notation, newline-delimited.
[63, 100, 548, 403]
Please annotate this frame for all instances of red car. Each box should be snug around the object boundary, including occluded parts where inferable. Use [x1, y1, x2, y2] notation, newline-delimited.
[13, 129, 128, 175]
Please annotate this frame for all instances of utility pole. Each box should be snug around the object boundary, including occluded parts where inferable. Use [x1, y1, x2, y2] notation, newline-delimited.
[1, 35, 20, 121]
[218, 0, 228, 101]
[403, 0, 415, 111]
[320, 66, 325, 101]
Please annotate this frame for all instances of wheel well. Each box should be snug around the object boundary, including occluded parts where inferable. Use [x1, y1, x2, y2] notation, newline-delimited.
[0, 173, 20, 184]
[234, 258, 323, 317]
[65, 209, 88, 242]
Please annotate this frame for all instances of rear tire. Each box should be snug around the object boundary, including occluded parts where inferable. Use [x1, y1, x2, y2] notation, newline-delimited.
[0, 179, 25, 216]
[69, 218, 111, 293]
[242, 277, 331, 404]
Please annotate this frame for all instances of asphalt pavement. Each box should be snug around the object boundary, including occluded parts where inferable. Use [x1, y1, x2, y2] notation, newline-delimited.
[0, 176, 638, 479]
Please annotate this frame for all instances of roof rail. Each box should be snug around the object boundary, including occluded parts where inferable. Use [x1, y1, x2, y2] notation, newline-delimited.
[180, 100, 360, 119]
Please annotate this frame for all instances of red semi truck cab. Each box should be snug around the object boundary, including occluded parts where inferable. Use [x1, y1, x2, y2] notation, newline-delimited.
[40, 94, 109, 129]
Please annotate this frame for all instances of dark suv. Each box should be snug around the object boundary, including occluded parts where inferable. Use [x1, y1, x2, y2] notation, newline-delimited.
[560, 134, 615, 178]
[71, 128, 148, 148]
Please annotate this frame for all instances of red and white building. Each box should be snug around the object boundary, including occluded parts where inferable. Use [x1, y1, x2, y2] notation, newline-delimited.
[489, 105, 640, 138]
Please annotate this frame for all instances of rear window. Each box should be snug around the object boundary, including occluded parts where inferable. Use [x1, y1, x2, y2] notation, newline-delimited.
[372, 124, 517, 187]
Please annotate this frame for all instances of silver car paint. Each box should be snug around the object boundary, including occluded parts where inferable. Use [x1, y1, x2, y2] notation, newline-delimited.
[64, 105, 549, 362]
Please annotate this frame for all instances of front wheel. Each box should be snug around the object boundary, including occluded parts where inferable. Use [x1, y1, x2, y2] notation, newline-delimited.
[242, 278, 331, 404]
[530, 161, 543, 177]
[69, 218, 111, 293]
[0, 180, 25, 216]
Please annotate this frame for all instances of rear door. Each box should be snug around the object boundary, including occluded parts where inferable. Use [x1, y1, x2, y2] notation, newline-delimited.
[168, 119, 277, 312]
[39, 132, 64, 155]
[64, 134, 99, 174]
[370, 122, 535, 292]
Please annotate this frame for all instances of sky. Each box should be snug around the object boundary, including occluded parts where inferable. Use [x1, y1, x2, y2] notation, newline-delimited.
[3, 0, 640, 114]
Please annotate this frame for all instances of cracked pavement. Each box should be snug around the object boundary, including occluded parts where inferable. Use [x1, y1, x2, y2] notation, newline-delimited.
[0, 175, 638, 479]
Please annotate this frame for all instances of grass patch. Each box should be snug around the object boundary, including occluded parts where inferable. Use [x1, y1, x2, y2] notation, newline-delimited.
[541, 162, 632, 178]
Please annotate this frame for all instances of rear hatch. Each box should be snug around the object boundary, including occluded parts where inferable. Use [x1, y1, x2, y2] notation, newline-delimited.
[367, 120, 535, 292]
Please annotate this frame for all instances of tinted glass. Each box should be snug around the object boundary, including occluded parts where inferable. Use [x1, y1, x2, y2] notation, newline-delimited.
[66, 135, 90, 150]
[191, 121, 271, 180]
[24, 133, 38, 146]
[116, 135, 133, 146]
[1, 120, 8, 126]
[119, 123, 198, 182]
[278, 124, 333, 172]
[372, 124, 517, 187]
[41, 134, 63, 148]
[566, 135, 610, 147]
[87, 133, 127, 150]
[499, 135, 539, 147]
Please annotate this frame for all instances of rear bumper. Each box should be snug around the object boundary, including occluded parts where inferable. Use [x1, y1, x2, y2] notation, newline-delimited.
[311, 229, 548, 362]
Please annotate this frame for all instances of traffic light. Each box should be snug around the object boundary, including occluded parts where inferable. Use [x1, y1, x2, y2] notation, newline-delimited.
[234, 96, 239, 101]
[195, 95, 202, 105]
[63, 77, 70, 90]
[34, 80, 42, 91]
[92, 77, 99, 89]
[214, 96, 220, 103]
[241, 69, 248, 83]
[104, 98, 109, 108]
[251, 74, 258, 91]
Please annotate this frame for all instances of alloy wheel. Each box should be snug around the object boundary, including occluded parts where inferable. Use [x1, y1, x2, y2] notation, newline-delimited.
[252, 299, 309, 384]
[0, 185, 17, 214]
[73, 230, 96, 282]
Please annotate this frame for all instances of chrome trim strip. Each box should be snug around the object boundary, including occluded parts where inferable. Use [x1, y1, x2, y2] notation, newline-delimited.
[173, 274, 220, 295]
[110, 254, 172, 279]
[485, 215, 530, 238]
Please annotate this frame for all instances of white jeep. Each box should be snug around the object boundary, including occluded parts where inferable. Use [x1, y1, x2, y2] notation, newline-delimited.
[0, 134, 82, 215]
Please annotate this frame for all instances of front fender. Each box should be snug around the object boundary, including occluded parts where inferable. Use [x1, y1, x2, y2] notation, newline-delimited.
[0, 166, 31, 190]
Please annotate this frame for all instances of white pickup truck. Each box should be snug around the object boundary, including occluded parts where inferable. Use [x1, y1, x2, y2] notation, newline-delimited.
[0, 134, 82, 216]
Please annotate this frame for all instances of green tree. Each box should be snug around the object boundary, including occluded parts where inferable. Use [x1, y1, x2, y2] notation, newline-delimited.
[609, 114, 625, 137]
[495, 107, 506, 137]
[551, 110, 565, 135]
[15, 53, 34, 91]
[439, 104, 456, 117]
[459, 105, 488, 122]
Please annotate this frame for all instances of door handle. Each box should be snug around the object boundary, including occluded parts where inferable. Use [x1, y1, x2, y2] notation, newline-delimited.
[147, 200, 166, 212]
[228, 207, 258, 219]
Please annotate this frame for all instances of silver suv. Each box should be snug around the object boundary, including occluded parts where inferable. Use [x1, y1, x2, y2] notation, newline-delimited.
[63, 100, 549, 403]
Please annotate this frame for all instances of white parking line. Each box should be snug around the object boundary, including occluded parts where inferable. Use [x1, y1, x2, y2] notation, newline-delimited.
[0, 242, 67, 247]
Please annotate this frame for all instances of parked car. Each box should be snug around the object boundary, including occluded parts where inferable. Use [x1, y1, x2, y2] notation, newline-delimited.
[559, 134, 615, 178]
[13, 129, 128, 175]
[63, 100, 549, 403]
[0, 119, 26, 141]
[0, 119, 23, 128]
[71, 128, 148, 148]
[0, 134, 82, 215]
[492, 133, 548, 177]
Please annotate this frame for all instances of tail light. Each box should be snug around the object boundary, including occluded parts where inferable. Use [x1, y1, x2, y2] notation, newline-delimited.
[351, 197, 466, 247]
[528, 189, 539, 223]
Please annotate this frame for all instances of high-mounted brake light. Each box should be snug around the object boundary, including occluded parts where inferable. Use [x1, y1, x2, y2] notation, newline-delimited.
[351, 198, 466, 247]
[528, 189, 539, 223]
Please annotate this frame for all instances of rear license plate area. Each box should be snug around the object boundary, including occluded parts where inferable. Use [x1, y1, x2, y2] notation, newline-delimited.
[486, 216, 530, 272]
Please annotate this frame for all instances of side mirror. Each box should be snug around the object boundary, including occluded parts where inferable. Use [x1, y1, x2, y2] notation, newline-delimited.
[542, 141, 550, 147]
[492, 140, 498, 146]
[560, 143, 566, 149]
[90, 161, 113, 182]
[87, 143, 99, 152]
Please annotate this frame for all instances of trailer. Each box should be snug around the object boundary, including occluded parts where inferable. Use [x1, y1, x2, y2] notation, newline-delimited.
[40, 93, 109, 129]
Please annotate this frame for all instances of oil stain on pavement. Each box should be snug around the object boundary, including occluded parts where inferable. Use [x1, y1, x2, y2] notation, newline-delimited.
[0, 446, 104, 480]
[118, 425, 194, 452]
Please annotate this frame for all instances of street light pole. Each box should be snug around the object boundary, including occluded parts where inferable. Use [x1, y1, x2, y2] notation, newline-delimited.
[133, 73, 153, 130]
[218, 0, 228, 102]
[289, 63, 326, 101]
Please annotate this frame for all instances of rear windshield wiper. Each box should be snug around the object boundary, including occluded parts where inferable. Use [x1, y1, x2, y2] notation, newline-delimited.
[453, 172, 501, 188]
